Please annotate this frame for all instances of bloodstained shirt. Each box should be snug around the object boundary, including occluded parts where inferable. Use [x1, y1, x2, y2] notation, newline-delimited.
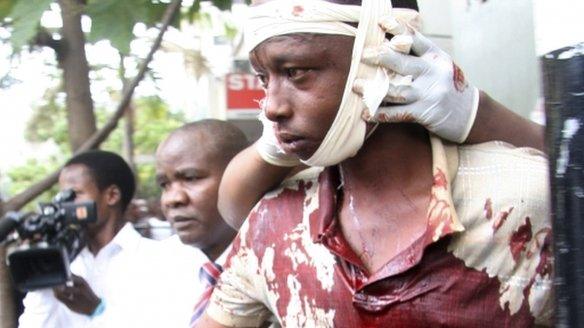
[207, 138, 553, 327]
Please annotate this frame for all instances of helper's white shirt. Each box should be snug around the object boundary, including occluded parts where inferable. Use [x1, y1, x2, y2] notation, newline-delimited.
[158, 235, 210, 327]
[18, 223, 207, 328]
[158, 235, 232, 327]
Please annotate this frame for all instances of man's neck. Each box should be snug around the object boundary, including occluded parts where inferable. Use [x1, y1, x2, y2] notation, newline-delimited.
[340, 123, 432, 187]
[337, 123, 434, 273]
[202, 230, 236, 263]
[87, 213, 126, 256]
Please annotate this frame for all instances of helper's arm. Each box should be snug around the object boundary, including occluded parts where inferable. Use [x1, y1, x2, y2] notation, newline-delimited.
[468, 91, 544, 150]
[218, 144, 294, 229]
[359, 15, 545, 149]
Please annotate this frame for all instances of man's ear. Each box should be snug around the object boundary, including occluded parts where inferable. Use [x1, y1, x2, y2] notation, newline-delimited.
[105, 185, 122, 207]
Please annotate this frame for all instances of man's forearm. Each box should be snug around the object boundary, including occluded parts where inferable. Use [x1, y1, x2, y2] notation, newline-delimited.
[218, 144, 293, 229]
[466, 91, 545, 151]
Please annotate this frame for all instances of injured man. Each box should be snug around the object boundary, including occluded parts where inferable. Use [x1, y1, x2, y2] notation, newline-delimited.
[197, 0, 553, 327]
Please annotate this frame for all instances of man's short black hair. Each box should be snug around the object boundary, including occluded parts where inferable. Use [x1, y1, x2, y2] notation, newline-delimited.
[167, 119, 250, 168]
[330, 0, 418, 10]
[65, 150, 136, 211]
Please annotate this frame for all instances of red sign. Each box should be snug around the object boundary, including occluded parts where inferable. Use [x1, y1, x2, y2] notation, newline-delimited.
[226, 73, 265, 111]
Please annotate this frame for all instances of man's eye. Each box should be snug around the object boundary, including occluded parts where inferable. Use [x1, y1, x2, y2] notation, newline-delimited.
[183, 174, 202, 183]
[256, 74, 268, 88]
[286, 68, 309, 80]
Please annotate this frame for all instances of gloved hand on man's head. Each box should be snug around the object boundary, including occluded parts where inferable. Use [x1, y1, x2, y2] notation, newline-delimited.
[354, 15, 479, 143]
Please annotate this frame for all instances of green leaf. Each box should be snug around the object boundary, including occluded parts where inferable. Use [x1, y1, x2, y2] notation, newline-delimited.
[144, 2, 167, 27]
[224, 21, 238, 40]
[191, 11, 212, 29]
[210, 0, 232, 11]
[0, 0, 16, 20]
[24, 86, 70, 152]
[86, 0, 152, 55]
[144, 1, 181, 29]
[6, 157, 62, 210]
[186, 0, 201, 23]
[9, 0, 53, 51]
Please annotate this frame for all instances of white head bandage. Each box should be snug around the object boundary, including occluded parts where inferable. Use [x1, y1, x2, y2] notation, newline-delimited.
[247, 0, 395, 167]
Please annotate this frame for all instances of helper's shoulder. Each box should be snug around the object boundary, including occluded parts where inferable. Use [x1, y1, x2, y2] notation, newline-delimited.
[449, 141, 553, 324]
[454, 141, 549, 217]
[457, 140, 547, 167]
[452, 140, 550, 236]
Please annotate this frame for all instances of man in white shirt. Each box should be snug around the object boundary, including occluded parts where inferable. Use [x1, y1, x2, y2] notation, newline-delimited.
[155, 119, 249, 326]
[18, 150, 179, 327]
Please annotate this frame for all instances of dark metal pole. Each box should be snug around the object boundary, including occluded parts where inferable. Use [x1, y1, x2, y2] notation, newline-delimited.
[542, 42, 584, 327]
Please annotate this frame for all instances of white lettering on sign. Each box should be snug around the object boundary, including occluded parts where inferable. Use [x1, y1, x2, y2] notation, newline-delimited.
[227, 74, 263, 91]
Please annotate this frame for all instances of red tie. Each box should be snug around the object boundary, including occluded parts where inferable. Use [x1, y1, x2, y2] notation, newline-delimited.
[190, 262, 223, 326]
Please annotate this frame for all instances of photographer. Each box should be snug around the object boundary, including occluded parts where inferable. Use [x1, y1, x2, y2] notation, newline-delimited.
[18, 150, 168, 327]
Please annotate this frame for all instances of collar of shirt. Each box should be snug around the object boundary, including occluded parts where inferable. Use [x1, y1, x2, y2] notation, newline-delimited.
[77, 223, 141, 262]
[312, 136, 465, 286]
[110, 223, 143, 251]
[195, 244, 232, 287]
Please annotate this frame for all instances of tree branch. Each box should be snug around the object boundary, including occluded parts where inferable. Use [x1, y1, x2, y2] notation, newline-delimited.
[2, 0, 183, 213]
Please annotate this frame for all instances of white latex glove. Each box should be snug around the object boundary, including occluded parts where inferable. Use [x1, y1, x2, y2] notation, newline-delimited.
[355, 17, 479, 143]
[255, 110, 301, 167]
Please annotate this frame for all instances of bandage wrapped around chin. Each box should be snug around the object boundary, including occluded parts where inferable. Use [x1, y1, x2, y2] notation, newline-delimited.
[248, 0, 416, 167]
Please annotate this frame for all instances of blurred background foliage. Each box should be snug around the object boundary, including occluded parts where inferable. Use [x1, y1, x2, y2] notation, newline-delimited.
[11, 94, 186, 210]
[0, 0, 240, 211]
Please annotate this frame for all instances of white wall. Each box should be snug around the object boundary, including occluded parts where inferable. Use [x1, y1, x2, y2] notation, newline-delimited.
[417, 0, 455, 56]
[532, 0, 584, 56]
[418, 0, 540, 119]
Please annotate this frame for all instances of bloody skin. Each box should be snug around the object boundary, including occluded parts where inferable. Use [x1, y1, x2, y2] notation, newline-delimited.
[251, 31, 433, 273]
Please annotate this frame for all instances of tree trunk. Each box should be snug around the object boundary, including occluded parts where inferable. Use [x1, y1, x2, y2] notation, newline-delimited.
[0, 201, 16, 328]
[58, 0, 97, 151]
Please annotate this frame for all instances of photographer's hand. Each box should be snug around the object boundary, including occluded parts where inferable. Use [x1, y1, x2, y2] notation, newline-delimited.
[53, 274, 101, 316]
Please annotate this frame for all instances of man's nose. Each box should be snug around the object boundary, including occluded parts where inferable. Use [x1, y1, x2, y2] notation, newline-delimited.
[161, 183, 188, 208]
[263, 85, 292, 122]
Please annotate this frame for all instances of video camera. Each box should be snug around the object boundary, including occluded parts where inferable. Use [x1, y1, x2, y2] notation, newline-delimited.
[0, 189, 97, 292]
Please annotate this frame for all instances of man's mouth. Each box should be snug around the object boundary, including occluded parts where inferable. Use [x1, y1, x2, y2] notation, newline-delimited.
[277, 131, 310, 155]
[171, 214, 196, 222]
[170, 215, 199, 230]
